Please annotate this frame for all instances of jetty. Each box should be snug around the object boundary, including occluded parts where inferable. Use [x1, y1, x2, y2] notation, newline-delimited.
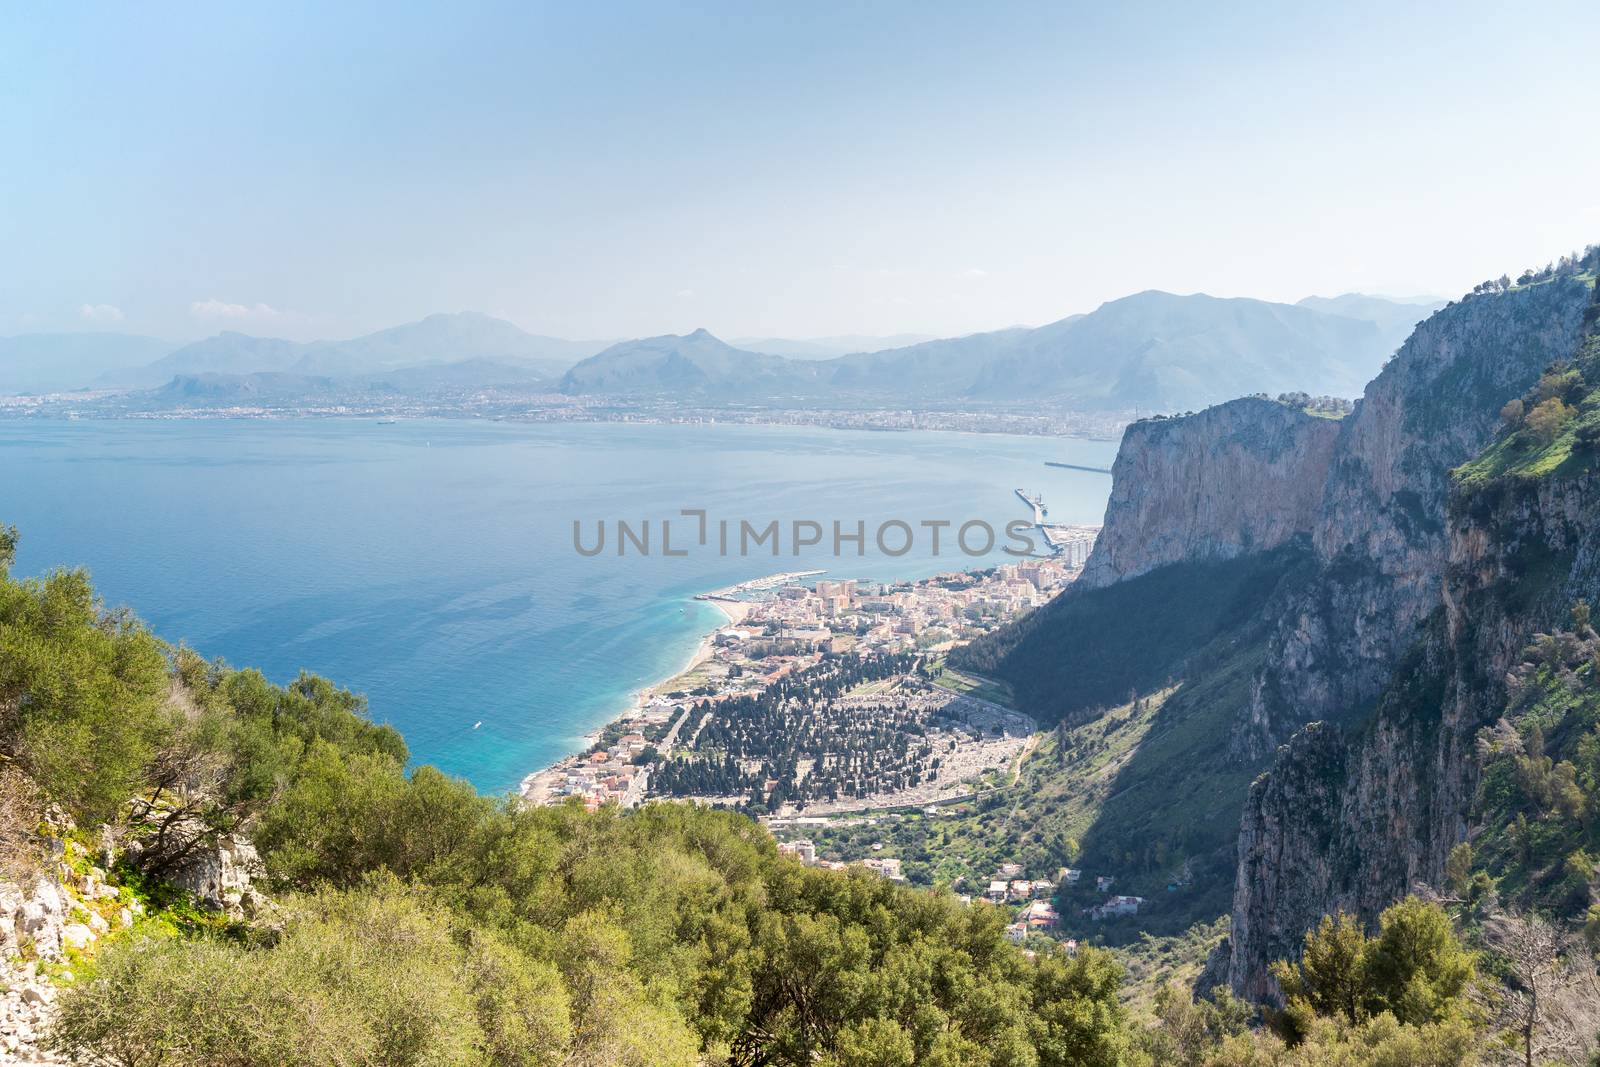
[1014, 489, 1099, 565]
[1044, 461, 1112, 475]
[1014, 488, 1047, 524]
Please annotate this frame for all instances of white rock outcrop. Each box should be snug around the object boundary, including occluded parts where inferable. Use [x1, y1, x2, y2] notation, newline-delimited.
[0, 877, 70, 961]
[169, 833, 266, 918]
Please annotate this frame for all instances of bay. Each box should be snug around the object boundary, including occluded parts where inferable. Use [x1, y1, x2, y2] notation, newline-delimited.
[0, 419, 1116, 792]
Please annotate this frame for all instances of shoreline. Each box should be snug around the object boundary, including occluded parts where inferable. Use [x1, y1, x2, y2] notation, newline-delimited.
[517, 546, 1090, 810]
[0, 406, 1127, 444]
[517, 585, 757, 801]
[514, 541, 1091, 806]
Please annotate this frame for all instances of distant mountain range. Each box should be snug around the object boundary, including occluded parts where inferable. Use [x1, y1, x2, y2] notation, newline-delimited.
[731, 333, 939, 359]
[109, 312, 600, 388]
[0, 312, 609, 398]
[0, 293, 1444, 412]
[560, 291, 1444, 410]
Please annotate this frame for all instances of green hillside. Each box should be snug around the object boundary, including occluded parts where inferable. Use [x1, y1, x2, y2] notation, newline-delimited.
[951, 545, 1309, 727]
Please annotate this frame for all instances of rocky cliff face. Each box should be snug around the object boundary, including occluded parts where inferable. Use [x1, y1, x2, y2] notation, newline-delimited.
[1227, 454, 1600, 998]
[1079, 398, 1340, 589]
[1059, 275, 1599, 997]
[1077, 282, 1591, 760]
[1238, 279, 1594, 757]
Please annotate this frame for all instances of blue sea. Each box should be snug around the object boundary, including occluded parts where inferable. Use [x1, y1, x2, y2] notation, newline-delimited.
[0, 419, 1116, 792]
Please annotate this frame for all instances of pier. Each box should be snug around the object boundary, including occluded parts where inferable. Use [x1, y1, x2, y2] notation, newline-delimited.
[1044, 461, 1113, 475]
[1014, 489, 1099, 565]
[1014, 488, 1047, 524]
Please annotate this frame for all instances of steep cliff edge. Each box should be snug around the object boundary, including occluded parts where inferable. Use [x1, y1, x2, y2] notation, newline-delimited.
[1226, 279, 1600, 999]
[1079, 398, 1340, 590]
[1229, 456, 1600, 998]
[951, 274, 1595, 926]
[1240, 278, 1594, 758]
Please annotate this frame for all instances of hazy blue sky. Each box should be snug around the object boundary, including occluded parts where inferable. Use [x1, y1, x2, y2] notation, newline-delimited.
[4, 1, 1599, 343]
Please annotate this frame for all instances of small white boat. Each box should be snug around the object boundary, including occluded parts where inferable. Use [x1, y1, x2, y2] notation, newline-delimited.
[472, 721, 483, 729]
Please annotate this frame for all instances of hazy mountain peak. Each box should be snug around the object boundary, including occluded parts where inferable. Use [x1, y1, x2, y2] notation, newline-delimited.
[1295, 293, 1447, 341]
[560, 329, 818, 397]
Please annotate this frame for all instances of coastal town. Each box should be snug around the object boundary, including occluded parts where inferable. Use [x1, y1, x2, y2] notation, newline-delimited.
[0, 387, 1134, 441]
[517, 536, 1118, 943]
[518, 548, 1090, 812]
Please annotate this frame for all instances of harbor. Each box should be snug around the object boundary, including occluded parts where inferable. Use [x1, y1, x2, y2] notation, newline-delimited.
[1015, 488, 1099, 564]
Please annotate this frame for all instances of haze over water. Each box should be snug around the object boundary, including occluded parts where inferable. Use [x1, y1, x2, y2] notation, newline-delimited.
[0, 419, 1115, 792]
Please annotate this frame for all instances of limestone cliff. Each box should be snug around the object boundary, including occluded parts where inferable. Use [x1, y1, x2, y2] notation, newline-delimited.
[1042, 274, 1599, 995]
[1240, 278, 1594, 757]
[1227, 452, 1600, 999]
[1076, 280, 1590, 759]
[1222, 276, 1600, 997]
[1079, 398, 1339, 590]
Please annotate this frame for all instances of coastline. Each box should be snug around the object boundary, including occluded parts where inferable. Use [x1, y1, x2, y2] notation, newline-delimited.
[517, 587, 755, 801]
[515, 536, 1090, 807]
[0, 404, 1127, 444]
[517, 546, 1089, 810]
[621, 594, 751, 722]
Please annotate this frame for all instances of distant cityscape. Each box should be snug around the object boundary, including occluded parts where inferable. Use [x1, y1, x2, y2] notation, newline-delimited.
[0, 387, 1134, 440]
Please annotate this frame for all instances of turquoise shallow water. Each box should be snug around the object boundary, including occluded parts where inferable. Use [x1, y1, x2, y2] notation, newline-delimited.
[0, 419, 1115, 792]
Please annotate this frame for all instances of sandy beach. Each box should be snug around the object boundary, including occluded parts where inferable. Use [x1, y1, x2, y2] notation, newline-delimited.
[702, 595, 753, 626]
[518, 586, 760, 801]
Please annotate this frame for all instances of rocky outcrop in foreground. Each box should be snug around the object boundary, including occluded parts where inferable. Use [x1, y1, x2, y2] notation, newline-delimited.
[0, 828, 265, 1063]
[169, 833, 268, 919]
[0, 861, 132, 1064]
